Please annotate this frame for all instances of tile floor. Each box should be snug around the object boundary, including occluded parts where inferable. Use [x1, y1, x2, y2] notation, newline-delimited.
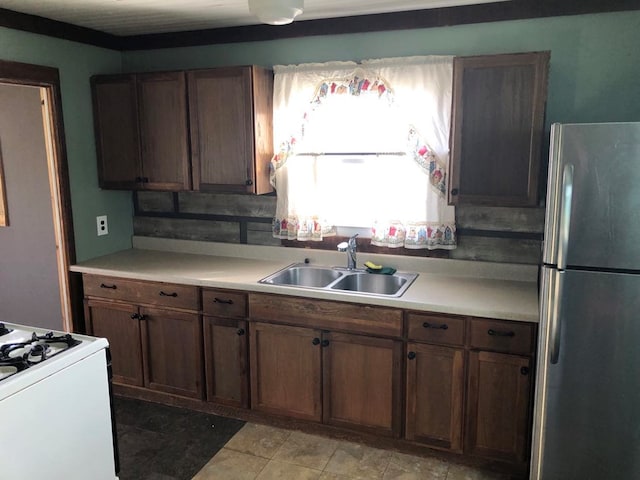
[193, 423, 511, 480]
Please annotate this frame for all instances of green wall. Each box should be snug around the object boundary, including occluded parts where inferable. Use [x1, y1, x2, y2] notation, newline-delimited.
[0, 27, 133, 261]
[2, 10, 638, 262]
[123, 11, 640, 126]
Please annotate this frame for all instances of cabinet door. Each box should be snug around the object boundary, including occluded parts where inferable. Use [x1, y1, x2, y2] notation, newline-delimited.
[322, 332, 403, 437]
[137, 72, 191, 190]
[466, 350, 532, 463]
[188, 67, 254, 193]
[203, 316, 248, 408]
[91, 75, 141, 189]
[405, 343, 464, 452]
[249, 322, 322, 421]
[84, 299, 143, 386]
[140, 307, 204, 399]
[449, 52, 549, 206]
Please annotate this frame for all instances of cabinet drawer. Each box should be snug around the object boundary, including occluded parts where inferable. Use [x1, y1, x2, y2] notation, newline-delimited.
[83, 274, 199, 311]
[249, 293, 403, 338]
[406, 312, 465, 346]
[202, 289, 247, 318]
[468, 318, 535, 355]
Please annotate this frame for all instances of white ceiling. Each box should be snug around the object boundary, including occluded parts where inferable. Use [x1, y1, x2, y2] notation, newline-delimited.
[0, 0, 509, 36]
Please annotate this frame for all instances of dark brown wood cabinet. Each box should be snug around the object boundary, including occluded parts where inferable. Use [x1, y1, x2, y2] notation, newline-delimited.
[323, 331, 403, 437]
[91, 75, 141, 190]
[85, 298, 144, 386]
[202, 288, 249, 408]
[449, 51, 549, 206]
[465, 318, 535, 464]
[91, 65, 272, 193]
[406, 342, 465, 452]
[248, 293, 403, 436]
[188, 66, 273, 194]
[405, 312, 466, 452]
[83, 274, 204, 400]
[91, 72, 190, 190]
[137, 72, 191, 190]
[249, 321, 322, 421]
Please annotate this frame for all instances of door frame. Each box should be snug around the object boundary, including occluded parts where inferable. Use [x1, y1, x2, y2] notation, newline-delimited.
[0, 59, 79, 332]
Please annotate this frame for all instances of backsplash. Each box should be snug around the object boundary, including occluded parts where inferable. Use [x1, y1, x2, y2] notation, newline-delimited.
[133, 191, 544, 264]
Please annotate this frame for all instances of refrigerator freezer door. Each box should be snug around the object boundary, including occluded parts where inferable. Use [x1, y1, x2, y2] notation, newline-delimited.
[532, 267, 640, 480]
[543, 122, 640, 270]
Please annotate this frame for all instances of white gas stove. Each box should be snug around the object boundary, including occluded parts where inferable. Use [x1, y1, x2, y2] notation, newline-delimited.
[0, 322, 119, 480]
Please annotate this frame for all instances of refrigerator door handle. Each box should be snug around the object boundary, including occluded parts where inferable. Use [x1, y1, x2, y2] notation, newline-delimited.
[557, 164, 574, 270]
[550, 270, 564, 365]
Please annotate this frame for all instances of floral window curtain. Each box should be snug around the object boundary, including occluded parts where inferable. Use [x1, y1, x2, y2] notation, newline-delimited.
[270, 57, 457, 250]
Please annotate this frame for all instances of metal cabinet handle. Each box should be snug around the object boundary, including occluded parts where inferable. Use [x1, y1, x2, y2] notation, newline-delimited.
[130, 313, 139, 320]
[213, 298, 234, 305]
[451, 188, 459, 196]
[159, 291, 177, 297]
[423, 322, 448, 330]
[407, 351, 416, 360]
[245, 179, 254, 186]
[488, 329, 515, 337]
[100, 283, 117, 290]
[321, 339, 330, 347]
[312, 337, 320, 346]
[521, 366, 530, 375]
[236, 328, 245, 336]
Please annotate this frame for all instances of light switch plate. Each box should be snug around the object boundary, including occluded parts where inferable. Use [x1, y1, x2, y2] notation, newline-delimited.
[96, 215, 108, 236]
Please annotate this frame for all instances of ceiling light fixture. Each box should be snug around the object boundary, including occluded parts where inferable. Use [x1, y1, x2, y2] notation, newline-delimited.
[248, 0, 304, 26]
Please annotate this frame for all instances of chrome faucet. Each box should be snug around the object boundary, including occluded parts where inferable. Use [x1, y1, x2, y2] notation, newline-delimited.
[337, 234, 358, 270]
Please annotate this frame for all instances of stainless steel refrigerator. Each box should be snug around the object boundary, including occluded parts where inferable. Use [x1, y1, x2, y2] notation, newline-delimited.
[531, 122, 640, 479]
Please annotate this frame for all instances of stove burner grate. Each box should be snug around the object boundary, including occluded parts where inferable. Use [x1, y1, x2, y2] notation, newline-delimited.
[0, 323, 13, 337]
[0, 331, 82, 374]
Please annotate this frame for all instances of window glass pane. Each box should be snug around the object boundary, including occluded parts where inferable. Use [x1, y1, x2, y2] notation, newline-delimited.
[302, 95, 406, 153]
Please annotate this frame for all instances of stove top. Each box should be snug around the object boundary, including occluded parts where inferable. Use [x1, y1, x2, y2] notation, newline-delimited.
[0, 323, 83, 383]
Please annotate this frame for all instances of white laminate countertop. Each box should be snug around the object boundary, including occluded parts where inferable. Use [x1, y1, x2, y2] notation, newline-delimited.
[70, 237, 540, 323]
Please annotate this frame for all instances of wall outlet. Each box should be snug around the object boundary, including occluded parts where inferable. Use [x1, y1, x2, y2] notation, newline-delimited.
[96, 215, 108, 236]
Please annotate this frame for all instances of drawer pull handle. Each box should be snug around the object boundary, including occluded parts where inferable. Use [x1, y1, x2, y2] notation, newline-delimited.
[488, 329, 515, 337]
[130, 313, 139, 320]
[100, 283, 117, 290]
[213, 298, 234, 305]
[521, 366, 530, 375]
[312, 337, 320, 346]
[236, 328, 246, 336]
[321, 339, 330, 347]
[159, 291, 178, 297]
[407, 351, 416, 360]
[423, 322, 448, 330]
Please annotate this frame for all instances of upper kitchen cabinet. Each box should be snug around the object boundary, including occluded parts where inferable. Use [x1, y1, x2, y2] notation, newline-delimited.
[91, 72, 191, 190]
[137, 72, 191, 190]
[449, 52, 549, 207]
[91, 75, 141, 190]
[188, 66, 273, 194]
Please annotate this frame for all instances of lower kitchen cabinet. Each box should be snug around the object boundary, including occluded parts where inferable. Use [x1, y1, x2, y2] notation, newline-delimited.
[323, 331, 402, 437]
[140, 306, 204, 399]
[85, 299, 144, 386]
[405, 342, 465, 452]
[249, 321, 402, 436]
[83, 274, 204, 400]
[249, 322, 322, 421]
[202, 288, 250, 408]
[203, 317, 249, 407]
[465, 350, 532, 463]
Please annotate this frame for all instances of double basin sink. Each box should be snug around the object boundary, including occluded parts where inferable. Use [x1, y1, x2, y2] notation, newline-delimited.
[259, 263, 418, 298]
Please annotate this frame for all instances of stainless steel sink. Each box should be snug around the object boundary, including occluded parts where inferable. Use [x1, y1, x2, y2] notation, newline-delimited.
[259, 263, 418, 298]
[259, 264, 343, 288]
[330, 272, 412, 296]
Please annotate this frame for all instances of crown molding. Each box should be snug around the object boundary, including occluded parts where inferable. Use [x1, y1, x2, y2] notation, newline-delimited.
[0, 0, 638, 52]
